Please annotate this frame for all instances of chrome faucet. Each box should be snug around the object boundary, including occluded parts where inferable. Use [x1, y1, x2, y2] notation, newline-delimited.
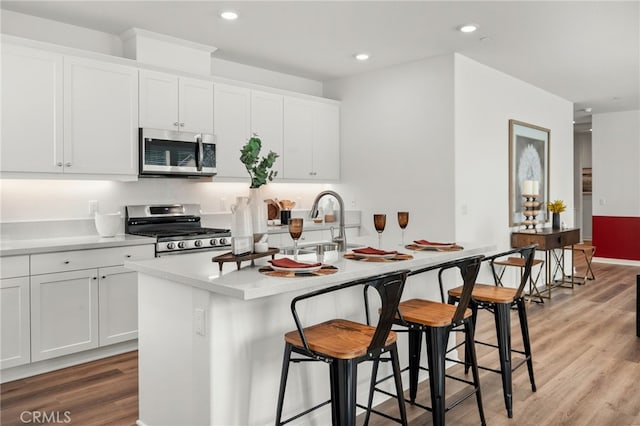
[310, 190, 347, 252]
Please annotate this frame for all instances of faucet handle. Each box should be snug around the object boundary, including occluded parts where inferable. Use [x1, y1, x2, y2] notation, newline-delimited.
[329, 226, 335, 241]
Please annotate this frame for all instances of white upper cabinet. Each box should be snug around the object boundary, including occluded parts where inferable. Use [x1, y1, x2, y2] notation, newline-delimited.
[283, 97, 340, 180]
[312, 101, 340, 180]
[1, 44, 63, 173]
[251, 90, 284, 178]
[1, 44, 138, 177]
[214, 83, 251, 178]
[64, 56, 138, 175]
[139, 70, 213, 134]
[179, 78, 214, 133]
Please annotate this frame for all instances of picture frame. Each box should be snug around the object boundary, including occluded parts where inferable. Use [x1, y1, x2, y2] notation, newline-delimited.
[509, 119, 550, 226]
[582, 167, 592, 194]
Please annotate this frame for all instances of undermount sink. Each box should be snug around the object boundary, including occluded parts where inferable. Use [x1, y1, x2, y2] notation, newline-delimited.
[278, 248, 315, 256]
[280, 241, 363, 254]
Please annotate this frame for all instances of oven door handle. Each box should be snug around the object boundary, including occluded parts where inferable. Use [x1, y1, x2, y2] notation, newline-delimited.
[196, 134, 204, 172]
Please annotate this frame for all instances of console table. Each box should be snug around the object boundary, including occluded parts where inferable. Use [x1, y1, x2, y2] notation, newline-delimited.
[511, 228, 580, 299]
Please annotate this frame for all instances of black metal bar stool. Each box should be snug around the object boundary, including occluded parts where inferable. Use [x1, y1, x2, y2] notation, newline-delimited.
[369, 255, 486, 426]
[446, 245, 537, 418]
[275, 270, 409, 426]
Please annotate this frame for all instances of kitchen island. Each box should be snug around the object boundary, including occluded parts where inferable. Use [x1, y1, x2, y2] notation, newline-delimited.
[125, 239, 494, 426]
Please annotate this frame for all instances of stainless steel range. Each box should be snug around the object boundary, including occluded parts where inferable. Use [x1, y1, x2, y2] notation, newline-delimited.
[125, 204, 231, 256]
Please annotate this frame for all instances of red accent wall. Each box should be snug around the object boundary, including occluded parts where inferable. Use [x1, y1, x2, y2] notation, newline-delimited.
[592, 216, 640, 261]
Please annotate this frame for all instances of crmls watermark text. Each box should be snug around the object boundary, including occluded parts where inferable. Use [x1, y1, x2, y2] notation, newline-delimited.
[20, 411, 71, 424]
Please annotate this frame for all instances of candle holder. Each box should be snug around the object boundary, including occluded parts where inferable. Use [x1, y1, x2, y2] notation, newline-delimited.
[522, 194, 541, 232]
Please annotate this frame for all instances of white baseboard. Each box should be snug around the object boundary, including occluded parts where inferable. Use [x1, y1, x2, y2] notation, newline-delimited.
[593, 257, 640, 267]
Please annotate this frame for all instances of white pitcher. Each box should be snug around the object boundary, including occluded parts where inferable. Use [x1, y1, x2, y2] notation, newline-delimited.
[230, 196, 253, 255]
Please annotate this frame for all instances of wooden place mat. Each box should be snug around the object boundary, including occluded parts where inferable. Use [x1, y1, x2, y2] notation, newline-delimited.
[259, 265, 339, 278]
[343, 253, 413, 262]
[405, 244, 464, 252]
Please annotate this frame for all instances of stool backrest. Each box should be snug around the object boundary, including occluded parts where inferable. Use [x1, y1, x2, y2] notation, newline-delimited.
[488, 244, 537, 299]
[365, 270, 409, 354]
[448, 255, 484, 324]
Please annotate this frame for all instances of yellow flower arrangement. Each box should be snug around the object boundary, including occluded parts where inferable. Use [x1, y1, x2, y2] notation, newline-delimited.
[547, 199, 566, 214]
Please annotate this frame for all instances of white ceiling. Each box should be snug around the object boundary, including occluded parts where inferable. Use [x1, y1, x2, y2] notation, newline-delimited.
[2, 1, 638, 125]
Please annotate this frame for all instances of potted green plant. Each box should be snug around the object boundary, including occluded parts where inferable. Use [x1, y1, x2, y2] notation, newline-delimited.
[547, 199, 566, 229]
[240, 134, 279, 188]
[239, 135, 279, 242]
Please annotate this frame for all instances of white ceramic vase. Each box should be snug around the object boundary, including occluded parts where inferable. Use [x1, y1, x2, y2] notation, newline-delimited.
[249, 187, 268, 243]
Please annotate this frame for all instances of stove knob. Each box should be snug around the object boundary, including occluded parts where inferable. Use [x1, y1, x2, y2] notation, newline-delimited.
[219, 238, 228, 245]
[177, 241, 186, 249]
[167, 242, 176, 250]
[194, 240, 203, 247]
[210, 238, 218, 246]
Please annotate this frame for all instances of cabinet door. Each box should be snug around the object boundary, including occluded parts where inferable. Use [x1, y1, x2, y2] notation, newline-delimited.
[214, 83, 251, 178]
[64, 57, 138, 175]
[1, 44, 63, 173]
[139, 70, 179, 130]
[179, 77, 214, 134]
[312, 102, 340, 180]
[283, 97, 314, 179]
[1, 277, 30, 369]
[31, 270, 99, 361]
[251, 90, 284, 178]
[98, 266, 138, 346]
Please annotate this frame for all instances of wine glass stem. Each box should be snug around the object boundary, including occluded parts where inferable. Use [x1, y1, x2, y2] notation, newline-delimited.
[378, 232, 382, 249]
[293, 240, 298, 260]
[401, 229, 405, 247]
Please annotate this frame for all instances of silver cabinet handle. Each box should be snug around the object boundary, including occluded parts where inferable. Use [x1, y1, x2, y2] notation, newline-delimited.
[179, 122, 185, 127]
[125, 254, 131, 258]
[196, 134, 203, 172]
[65, 162, 71, 167]
[57, 162, 63, 167]
[92, 276, 97, 280]
[101, 276, 106, 279]
[63, 260, 70, 264]
[173, 122, 179, 126]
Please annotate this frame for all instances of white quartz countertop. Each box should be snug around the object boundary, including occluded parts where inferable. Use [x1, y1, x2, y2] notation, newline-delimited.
[125, 237, 495, 300]
[0, 234, 157, 256]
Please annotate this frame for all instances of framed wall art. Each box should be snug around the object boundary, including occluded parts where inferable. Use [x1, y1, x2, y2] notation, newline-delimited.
[509, 119, 550, 226]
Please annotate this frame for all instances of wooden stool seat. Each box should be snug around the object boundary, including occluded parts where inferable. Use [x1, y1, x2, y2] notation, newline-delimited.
[398, 298, 472, 327]
[494, 257, 544, 268]
[284, 319, 397, 360]
[449, 283, 517, 303]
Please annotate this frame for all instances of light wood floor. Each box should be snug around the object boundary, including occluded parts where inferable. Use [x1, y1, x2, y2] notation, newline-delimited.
[1, 256, 639, 426]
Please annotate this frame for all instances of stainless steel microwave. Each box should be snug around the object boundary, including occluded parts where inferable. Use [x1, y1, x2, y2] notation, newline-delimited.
[139, 128, 216, 178]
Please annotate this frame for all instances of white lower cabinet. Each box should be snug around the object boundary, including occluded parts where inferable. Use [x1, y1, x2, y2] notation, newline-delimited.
[98, 266, 138, 346]
[1, 277, 31, 369]
[13, 244, 153, 366]
[30, 269, 99, 362]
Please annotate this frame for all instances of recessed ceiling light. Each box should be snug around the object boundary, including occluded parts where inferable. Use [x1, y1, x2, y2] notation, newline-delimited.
[458, 24, 479, 33]
[220, 11, 238, 20]
[354, 53, 370, 61]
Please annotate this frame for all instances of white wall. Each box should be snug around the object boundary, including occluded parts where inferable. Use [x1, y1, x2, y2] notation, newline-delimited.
[324, 54, 455, 245]
[0, 9, 322, 96]
[454, 54, 575, 248]
[592, 109, 640, 216]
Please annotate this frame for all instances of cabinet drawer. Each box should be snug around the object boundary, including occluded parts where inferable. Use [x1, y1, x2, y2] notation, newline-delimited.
[0, 255, 29, 279]
[31, 245, 154, 275]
